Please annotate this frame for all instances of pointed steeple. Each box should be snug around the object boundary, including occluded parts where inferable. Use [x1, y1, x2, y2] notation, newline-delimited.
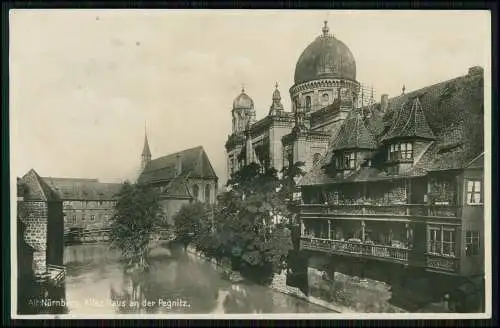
[142, 133, 151, 157]
[141, 124, 152, 171]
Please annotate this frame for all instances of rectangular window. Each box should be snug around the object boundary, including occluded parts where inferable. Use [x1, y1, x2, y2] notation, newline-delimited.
[428, 225, 457, 257]
[82, 215, 85, 221]
[389, 142, 414, 161]
[91, 215, 95, 221]
[405, 143, 413, 159]
[337, 152, 357, 170]
[466, 180, 482, 204]
[429, 227, 441, 254]
[442, 228, 456, 256]
[349, 152, 356, 169]
[72, 215, 77, 223]
[343, 153, 350, 168]
[465, 231, 480, 256]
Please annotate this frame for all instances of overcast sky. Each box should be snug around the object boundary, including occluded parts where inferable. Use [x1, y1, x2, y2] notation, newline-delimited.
[10, 10, 490, 185]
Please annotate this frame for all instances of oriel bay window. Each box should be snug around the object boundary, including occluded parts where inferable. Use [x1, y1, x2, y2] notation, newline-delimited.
[388, 142, 413, 161]
[428, 225, 457, 257]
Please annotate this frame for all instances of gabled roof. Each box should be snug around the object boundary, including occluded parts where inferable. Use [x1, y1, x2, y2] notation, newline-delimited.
[161, 174, 193, 199]
[138, 146, 217, 185]
[300, 67, 484, 186]
[331, 109, 378, 151]
[20, 169, 60, 201]
[382, 97, 436, 142]
[42, 177, 122, 200]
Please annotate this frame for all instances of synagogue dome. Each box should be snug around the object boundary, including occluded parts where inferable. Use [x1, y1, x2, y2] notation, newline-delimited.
[294, 21, 357, 84]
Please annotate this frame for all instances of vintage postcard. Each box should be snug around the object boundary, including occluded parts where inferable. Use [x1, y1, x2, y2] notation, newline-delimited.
[10, 9, 492, 319]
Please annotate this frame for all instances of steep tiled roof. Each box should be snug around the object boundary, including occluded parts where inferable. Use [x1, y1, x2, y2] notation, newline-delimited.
[331, 109, 378, 151]
[382, 97, 435, 142]
[21, 169, 60, 201]
[43, 177, 122, 200]
[138, 146, 217, 185]
[301, 68, 484, 186]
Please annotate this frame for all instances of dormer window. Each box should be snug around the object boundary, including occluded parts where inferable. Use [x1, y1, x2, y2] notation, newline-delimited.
[388, 142, 413, 161]
[336, 151, 357, 170]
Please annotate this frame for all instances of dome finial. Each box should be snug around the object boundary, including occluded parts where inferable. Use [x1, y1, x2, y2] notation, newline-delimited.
[241, 84, 245, 93]
[402, 84, 406, 95]
[275, 82, 278, 89]
[322, 21, 329, 36]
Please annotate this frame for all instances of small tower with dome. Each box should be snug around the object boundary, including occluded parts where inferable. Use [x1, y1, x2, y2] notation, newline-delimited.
[232, 86, 256, 134]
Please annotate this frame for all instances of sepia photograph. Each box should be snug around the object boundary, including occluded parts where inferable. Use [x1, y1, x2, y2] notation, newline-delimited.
[9, 9, 491, 319]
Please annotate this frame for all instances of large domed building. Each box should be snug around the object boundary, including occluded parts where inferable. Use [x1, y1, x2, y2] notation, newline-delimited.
[290, 21, 360, 113]
[225, 21, 363, 177]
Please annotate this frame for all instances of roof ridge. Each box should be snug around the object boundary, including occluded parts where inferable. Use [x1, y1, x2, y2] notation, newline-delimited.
[153, 145, 204, 162]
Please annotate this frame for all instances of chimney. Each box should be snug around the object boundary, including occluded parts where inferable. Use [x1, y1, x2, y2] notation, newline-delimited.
[381, 94, 389, 113]
[176, 154, 182, 176]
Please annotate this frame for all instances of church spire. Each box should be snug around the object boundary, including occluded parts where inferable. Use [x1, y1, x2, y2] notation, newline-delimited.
[141, 123, 152, 171]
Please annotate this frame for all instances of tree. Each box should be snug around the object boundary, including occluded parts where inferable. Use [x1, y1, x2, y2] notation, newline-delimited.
[173, 202, 208, 250]
[199, 163, 295, 284]
[109, 181, 164, 271]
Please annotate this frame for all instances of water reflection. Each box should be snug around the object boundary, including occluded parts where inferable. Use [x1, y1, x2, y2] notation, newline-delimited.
[64, 243, 332, 314]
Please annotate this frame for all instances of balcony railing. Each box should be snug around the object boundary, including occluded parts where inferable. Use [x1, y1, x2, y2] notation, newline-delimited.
[425, 254, 459, 273]
[301, 236, 408, 263]
[300, 203, 458, 218]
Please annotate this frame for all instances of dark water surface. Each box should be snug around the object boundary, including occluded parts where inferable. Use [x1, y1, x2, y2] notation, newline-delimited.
[64, 243, 333, 314]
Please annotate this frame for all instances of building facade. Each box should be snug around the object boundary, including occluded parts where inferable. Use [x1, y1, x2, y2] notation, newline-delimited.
[42, 177, 122, 232]
[226, 21, 366, 177]
[297, 65, 485, 312]
[137, 135, 218, 226]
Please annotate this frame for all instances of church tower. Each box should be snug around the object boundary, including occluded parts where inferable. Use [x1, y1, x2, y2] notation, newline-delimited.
[141, 129, 152, 171]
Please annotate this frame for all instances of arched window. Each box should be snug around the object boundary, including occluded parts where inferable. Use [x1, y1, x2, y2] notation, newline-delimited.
[313, 153, 322, 165]
[322, 93, 329, 104]
[192, 184, 199, 201]
[205, 184, 211, 203]
[305, 96, 311, 112]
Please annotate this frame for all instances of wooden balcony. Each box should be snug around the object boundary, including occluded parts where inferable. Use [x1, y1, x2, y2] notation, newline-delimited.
[300, 236, 409, 264]
[300, 203, 458, 219]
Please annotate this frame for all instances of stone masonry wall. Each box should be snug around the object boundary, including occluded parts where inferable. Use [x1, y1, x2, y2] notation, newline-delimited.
[18, 201, 48, 275]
